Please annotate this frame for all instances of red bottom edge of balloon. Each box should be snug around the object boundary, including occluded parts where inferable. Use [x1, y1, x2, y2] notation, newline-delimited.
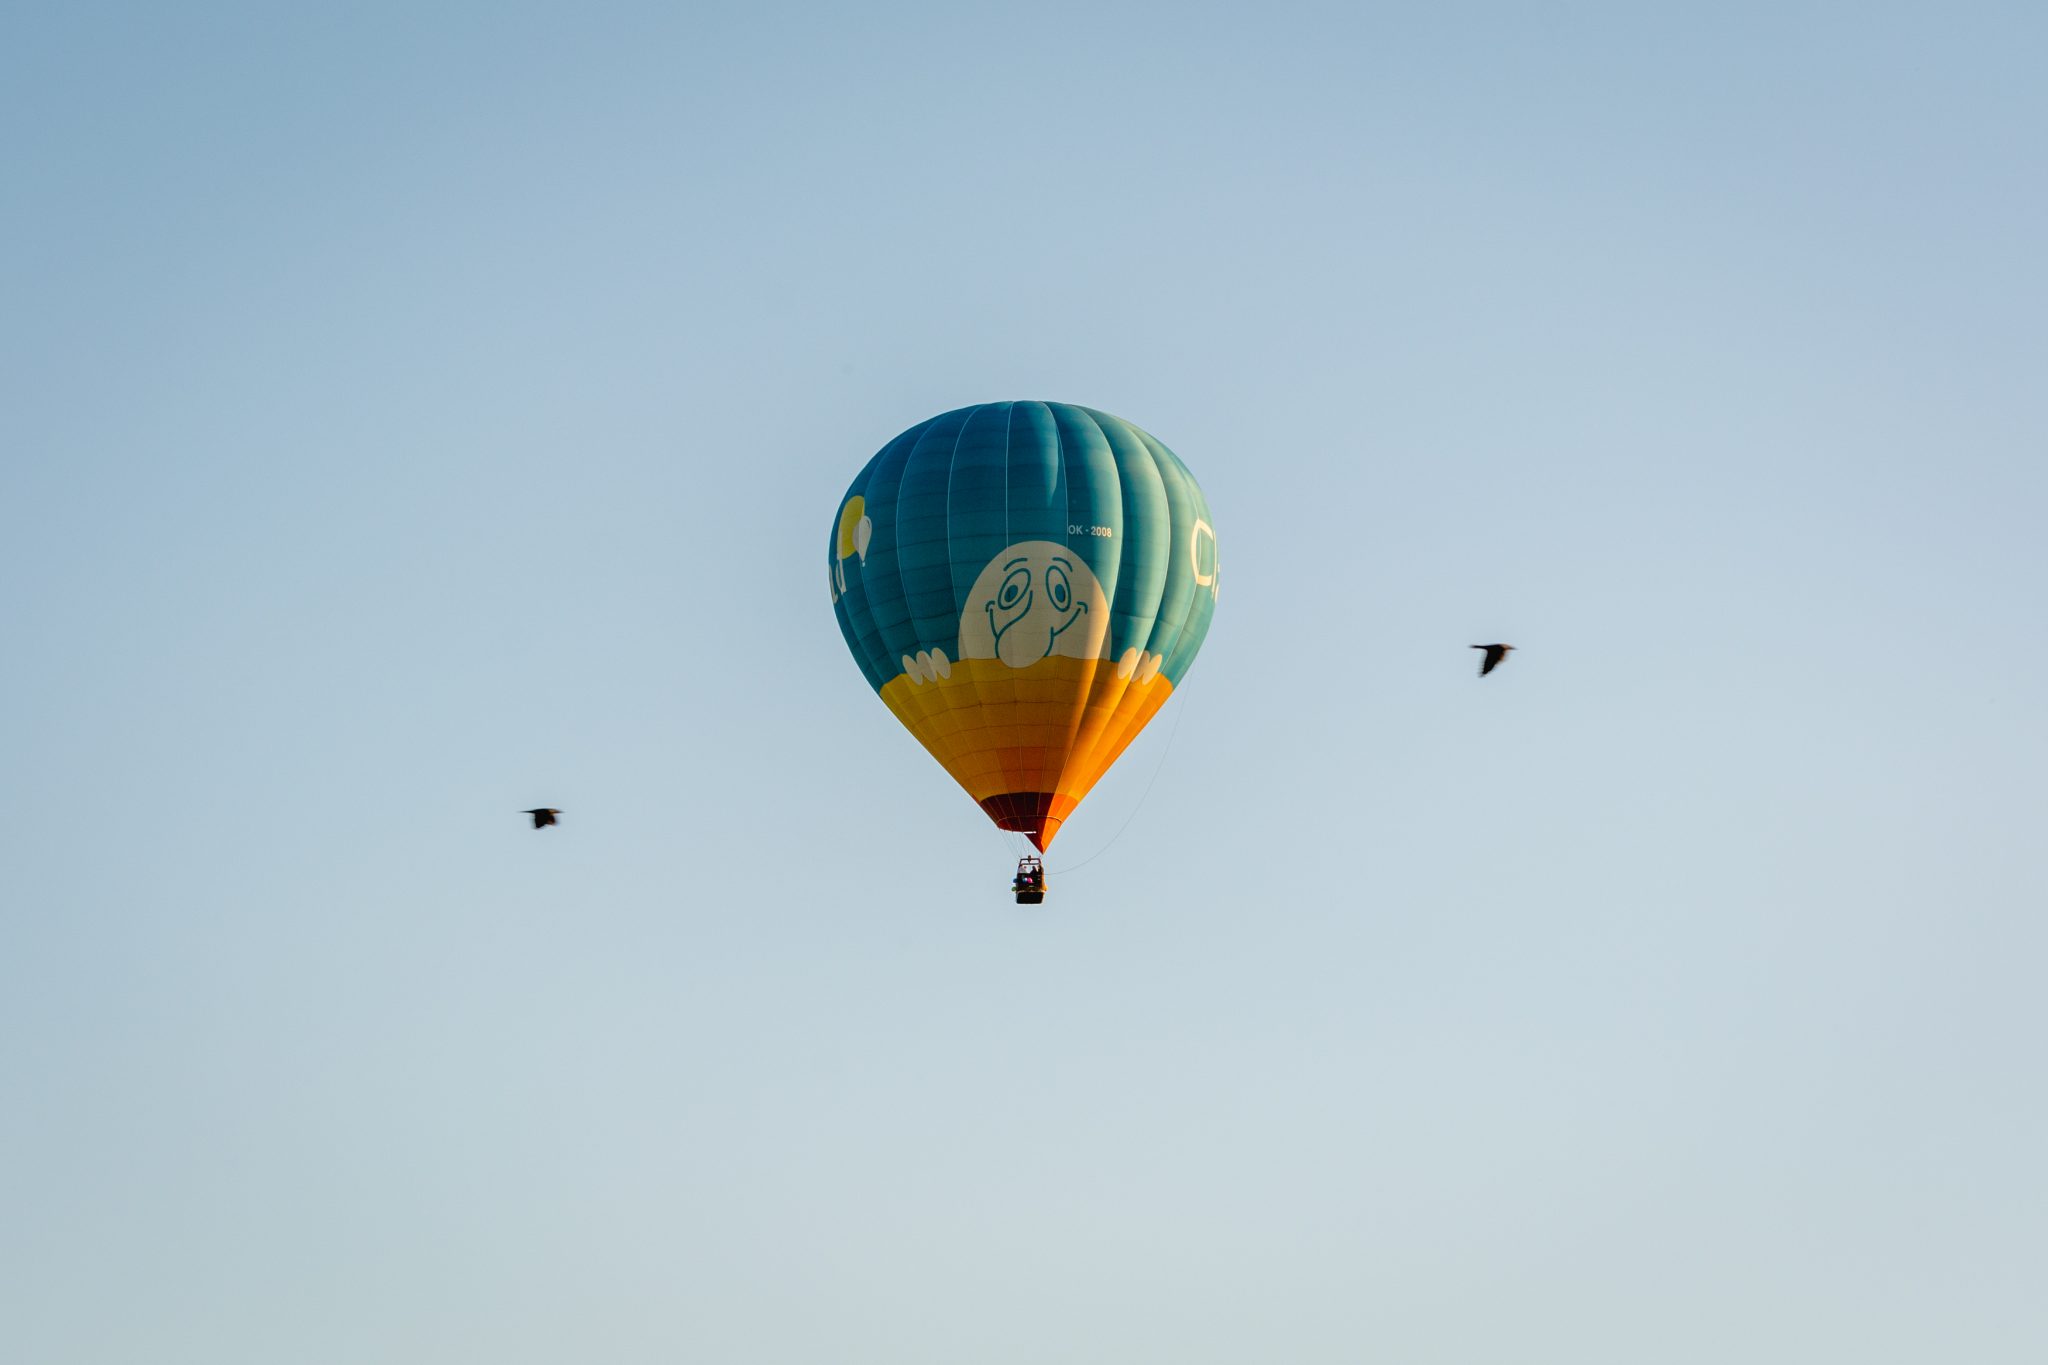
[979, 793, 1064, 852]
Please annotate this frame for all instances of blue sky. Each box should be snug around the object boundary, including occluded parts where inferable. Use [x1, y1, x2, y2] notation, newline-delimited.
[4, 3, 2044, 1361]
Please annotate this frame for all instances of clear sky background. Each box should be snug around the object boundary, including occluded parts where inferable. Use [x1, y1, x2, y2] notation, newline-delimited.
[4, 3, 2044, 1361]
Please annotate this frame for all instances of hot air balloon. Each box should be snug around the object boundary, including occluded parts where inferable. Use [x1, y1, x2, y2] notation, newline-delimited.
[828, 402, 1219, 878]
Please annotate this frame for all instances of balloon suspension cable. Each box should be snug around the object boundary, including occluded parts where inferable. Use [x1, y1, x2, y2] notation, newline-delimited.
[1048, 688, 1194, 879]
[975, 804, 1033, 864]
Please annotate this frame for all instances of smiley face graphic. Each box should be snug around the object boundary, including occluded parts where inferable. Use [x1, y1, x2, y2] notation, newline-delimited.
[956, 541, 1111, 668]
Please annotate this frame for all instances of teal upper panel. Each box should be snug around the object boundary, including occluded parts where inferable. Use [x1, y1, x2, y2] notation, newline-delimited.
[828, 402, 1219, 695]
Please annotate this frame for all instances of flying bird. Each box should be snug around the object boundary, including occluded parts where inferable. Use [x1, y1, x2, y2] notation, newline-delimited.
[523, 808, 562, 829]
[1472, 644, 1515, 677]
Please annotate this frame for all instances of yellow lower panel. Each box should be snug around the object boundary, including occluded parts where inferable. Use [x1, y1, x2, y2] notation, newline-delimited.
[879, 655, 1175, 845]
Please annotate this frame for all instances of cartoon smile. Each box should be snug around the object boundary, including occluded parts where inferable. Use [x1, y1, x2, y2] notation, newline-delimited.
[983, 553, 1092, 667]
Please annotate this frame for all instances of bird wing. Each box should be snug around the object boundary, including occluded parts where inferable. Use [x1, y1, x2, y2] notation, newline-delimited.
[1480, 645, 1505, 675]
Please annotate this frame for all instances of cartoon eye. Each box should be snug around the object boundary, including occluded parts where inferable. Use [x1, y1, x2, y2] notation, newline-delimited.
[998, 567, 1030, 610]
[1047, 563, 1071, 611]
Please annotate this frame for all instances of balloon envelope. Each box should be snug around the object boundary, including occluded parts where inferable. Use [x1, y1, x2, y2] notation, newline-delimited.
[829, 402, 1219, 849]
